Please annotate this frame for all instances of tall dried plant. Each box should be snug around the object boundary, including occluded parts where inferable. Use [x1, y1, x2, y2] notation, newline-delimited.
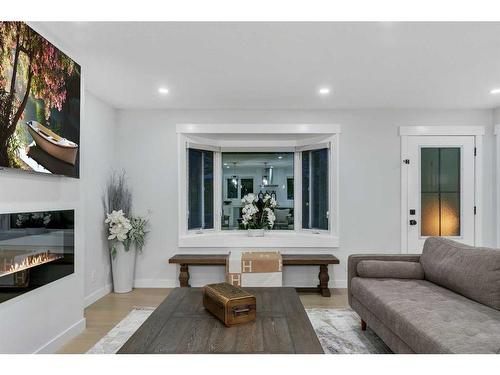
[103, 171, 133, 260]
[103, 170, 132, 218]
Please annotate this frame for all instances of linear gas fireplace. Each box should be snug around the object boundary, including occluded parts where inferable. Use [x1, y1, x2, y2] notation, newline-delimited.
[0, 209, 74, 304]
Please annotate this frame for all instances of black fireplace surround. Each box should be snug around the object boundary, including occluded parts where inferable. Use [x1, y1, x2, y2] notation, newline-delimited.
[0, 209, 74, 304]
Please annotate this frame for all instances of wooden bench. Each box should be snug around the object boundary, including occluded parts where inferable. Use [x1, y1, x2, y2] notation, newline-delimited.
[168, 254, 340, 297]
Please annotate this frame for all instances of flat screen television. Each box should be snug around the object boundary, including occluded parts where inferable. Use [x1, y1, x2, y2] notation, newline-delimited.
[0, 22, 81, 178]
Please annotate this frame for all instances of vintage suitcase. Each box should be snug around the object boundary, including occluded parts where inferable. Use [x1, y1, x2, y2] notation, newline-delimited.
[202, 282, 256, 326]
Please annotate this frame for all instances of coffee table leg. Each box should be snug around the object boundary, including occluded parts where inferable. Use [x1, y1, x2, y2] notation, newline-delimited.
[318, 265, 331, 297]
[179, 264, 190, 287]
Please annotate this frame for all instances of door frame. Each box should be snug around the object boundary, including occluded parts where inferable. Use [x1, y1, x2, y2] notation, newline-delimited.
[495, 124, 500, 248]
[400, 126, 485, 253]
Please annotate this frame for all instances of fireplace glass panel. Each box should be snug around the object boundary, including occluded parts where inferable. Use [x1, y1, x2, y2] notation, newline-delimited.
[0, 209, 74, 304]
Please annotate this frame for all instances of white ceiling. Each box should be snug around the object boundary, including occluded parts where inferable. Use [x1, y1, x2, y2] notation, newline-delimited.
[32, 22, 500, 110]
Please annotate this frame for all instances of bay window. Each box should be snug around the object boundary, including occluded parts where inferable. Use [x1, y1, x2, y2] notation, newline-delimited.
[178, 124, 340, 248]
[222, 152, 294, 230]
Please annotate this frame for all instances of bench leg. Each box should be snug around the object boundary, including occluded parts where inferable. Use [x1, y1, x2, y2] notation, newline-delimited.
[318, 265, 331, 297]
[179, 264, 190, 287]
[361, 319, 367, 331]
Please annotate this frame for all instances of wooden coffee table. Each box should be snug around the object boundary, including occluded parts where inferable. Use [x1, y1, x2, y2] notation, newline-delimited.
[118, 287, 323, 354]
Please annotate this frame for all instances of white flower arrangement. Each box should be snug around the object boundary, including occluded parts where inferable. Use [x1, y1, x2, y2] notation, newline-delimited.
[241, 193, 278, 229]
[105, 210, 132, 242]
[105, 210, 132, 258]
[104, 209, 149, 258]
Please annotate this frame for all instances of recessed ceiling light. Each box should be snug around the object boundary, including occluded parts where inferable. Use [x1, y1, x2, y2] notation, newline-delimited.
[278, 156, 283, 159]
[223, 163, 228, 166]
[490, 88, 500, 95]
[318, 87, 331, 95]
[158, 87, 169, 95]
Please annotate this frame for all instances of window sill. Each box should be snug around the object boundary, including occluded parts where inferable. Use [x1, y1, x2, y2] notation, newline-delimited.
[178, 231, 339, 248]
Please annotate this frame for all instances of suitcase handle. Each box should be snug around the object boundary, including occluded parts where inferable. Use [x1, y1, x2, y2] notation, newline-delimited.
[232, 306, 251, 316]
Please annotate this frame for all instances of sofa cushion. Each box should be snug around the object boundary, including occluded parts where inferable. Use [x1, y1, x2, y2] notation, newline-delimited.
[357, 260, 424, 279]
[420, 237, 500, 310]
[351, 277, 500, 353]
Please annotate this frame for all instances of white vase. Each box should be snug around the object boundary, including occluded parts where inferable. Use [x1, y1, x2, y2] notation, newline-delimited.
[247, 228, 265, 237]
[111, 242, 136, 293]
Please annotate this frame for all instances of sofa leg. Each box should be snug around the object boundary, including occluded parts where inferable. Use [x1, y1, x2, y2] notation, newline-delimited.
[361, 319, 367, 331]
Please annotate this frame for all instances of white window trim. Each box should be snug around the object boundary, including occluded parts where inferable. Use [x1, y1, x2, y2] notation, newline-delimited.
[399, 126, 485, 136]
[177, 124, 341, 248]
[400, 125, 484, 253]
[495, 124, 500, 248]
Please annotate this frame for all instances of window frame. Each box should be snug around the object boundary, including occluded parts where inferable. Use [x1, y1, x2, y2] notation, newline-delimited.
[225, 177, 239, 200]
[222, 174, 255, 230]
[180, 141, 221, 236]
[177, 125, 340, 248]
[239, 177, 254, 198]
[187, 147, 215, 231]
[223, 175, 255, 201]
[297, 144, 331, 233]
[295, 140, 336, 235]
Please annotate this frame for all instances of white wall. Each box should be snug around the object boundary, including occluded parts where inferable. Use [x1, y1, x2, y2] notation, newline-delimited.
[82, 94, 116, 306]
[0, 170, 84, 353]
[492, 107, 500, 124]
[115, 109, 496, 289]
[0, 91, 115, 353]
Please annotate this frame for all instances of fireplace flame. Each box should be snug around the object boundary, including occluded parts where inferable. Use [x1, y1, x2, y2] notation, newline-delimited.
[2, 251, 63, 277]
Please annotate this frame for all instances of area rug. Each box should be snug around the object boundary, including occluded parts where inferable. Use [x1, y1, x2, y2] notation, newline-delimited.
[87, 307, 391, 354]
[306, 308, 391, 354]
[86, 307, 155, 354]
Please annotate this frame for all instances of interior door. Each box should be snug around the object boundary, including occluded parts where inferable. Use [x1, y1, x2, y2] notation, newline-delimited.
[406, 136, 475, 253]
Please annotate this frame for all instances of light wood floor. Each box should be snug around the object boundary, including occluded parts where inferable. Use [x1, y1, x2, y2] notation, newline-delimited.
[57, 288, 348, 354]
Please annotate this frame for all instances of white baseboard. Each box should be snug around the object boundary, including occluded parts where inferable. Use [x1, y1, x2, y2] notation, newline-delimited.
[134, 279, 177, 288]
[84, 283, 112, 307]
[332, 279, 347, 289]
[34, 317, 86, 354]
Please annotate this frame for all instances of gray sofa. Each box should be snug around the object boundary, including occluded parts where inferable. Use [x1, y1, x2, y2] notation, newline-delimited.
[348, 237, 500, 354]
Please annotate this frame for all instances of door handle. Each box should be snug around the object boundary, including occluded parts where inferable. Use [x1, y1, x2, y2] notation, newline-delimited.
[409, 219, 417, 226]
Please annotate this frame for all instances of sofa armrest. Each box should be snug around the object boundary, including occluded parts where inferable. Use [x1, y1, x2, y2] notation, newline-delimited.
[347, 254, 421, 306]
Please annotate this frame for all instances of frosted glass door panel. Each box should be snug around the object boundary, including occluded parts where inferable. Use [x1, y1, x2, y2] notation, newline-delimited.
[420, 147, 460, 237]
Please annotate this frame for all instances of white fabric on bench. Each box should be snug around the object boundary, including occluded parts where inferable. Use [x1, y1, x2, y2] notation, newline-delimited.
[226, 250, 282, 287]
